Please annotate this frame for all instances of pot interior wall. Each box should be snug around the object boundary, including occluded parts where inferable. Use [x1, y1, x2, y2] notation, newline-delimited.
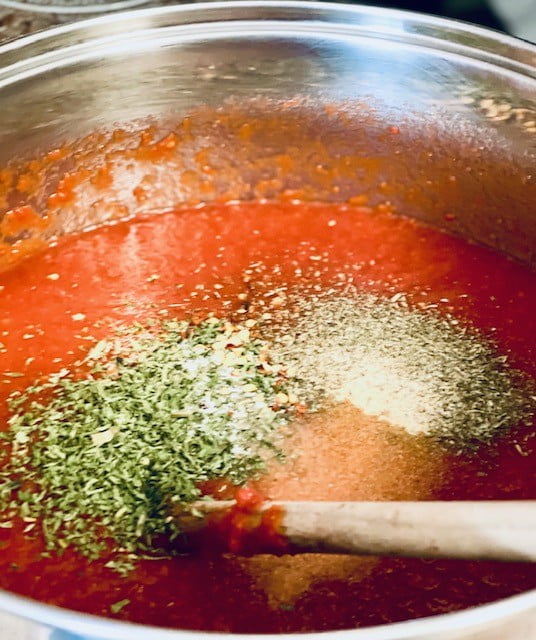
[0, 3, 534, 268]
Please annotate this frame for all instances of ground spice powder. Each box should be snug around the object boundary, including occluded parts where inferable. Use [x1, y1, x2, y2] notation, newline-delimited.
[244, 403, 447, 608]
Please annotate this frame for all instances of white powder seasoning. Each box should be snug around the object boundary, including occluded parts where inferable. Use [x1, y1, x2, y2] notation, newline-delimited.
[336, 353, 434, 435]
[269, 294, 533, 448]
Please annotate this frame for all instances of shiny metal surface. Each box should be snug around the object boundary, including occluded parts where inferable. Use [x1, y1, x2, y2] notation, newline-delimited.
[0, 3, 534, 639]
[0, 0, 151, 14]
[0, 0, 535, 154]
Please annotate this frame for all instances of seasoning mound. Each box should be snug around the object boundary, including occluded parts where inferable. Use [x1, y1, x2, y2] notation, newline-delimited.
[268, 294, 533, 447]
[0, 318, 308, 564]
[0, 293, 532, 568]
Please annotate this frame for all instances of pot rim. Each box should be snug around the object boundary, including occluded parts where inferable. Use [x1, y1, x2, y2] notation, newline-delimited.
[0, 2, 534, 638]
[0, 575, 535, 639]
[0, 0, 535, 84]
[0, 0, 150, 15]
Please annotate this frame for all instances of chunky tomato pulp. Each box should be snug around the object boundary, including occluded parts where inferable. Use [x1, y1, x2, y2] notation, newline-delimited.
[0, 202, 534, 632]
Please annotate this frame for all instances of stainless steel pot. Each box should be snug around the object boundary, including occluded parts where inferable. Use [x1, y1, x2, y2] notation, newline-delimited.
[0, 2, 534, 639]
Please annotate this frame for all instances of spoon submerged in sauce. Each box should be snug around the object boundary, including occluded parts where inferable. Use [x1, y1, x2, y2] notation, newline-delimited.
[176, 499, 536, 562]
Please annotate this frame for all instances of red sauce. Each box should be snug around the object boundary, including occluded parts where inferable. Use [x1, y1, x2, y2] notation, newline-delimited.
[196, 486, 289, 556]
[0, 201, 534, 632]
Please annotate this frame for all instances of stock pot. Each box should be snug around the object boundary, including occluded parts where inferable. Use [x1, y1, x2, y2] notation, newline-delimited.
[0, 2, 534, 639]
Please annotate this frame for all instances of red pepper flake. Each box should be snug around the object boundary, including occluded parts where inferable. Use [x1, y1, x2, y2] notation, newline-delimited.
[0, 168, 14, 189]
[47, 173, 79, 209]
[16, 173, 39, 194]
[90, 164, 113, 190]
[238, 122, 252, 141]
[0, 205, 47, 237]
[347, 194, 369, 207]
[157, 133, 178, 151]
[133, 185, 148, 203]
[44, 148, 68, 163]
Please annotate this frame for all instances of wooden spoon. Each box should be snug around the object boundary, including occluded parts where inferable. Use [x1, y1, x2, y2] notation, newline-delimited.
[179, 500, 536, 562]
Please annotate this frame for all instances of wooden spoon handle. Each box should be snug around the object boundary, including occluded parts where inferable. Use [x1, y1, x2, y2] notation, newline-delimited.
[187, 500, 536, 562]
[280, 501, 536, 562]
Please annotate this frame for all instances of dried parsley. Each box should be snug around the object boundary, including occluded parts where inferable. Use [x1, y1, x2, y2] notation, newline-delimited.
[110, 598, 130, 614]
[0, 318, 309, 564]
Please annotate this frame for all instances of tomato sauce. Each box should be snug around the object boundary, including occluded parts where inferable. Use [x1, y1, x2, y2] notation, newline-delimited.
[192, 486, 289, 557]
[0, 201, 534, 632]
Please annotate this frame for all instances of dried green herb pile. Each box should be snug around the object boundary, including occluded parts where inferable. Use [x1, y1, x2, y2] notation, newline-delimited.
[266, 294, 534, 448]
[0, 318, 309, 563]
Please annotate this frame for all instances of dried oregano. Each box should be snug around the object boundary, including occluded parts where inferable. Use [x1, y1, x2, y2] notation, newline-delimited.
[266, 294, 534, 448]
